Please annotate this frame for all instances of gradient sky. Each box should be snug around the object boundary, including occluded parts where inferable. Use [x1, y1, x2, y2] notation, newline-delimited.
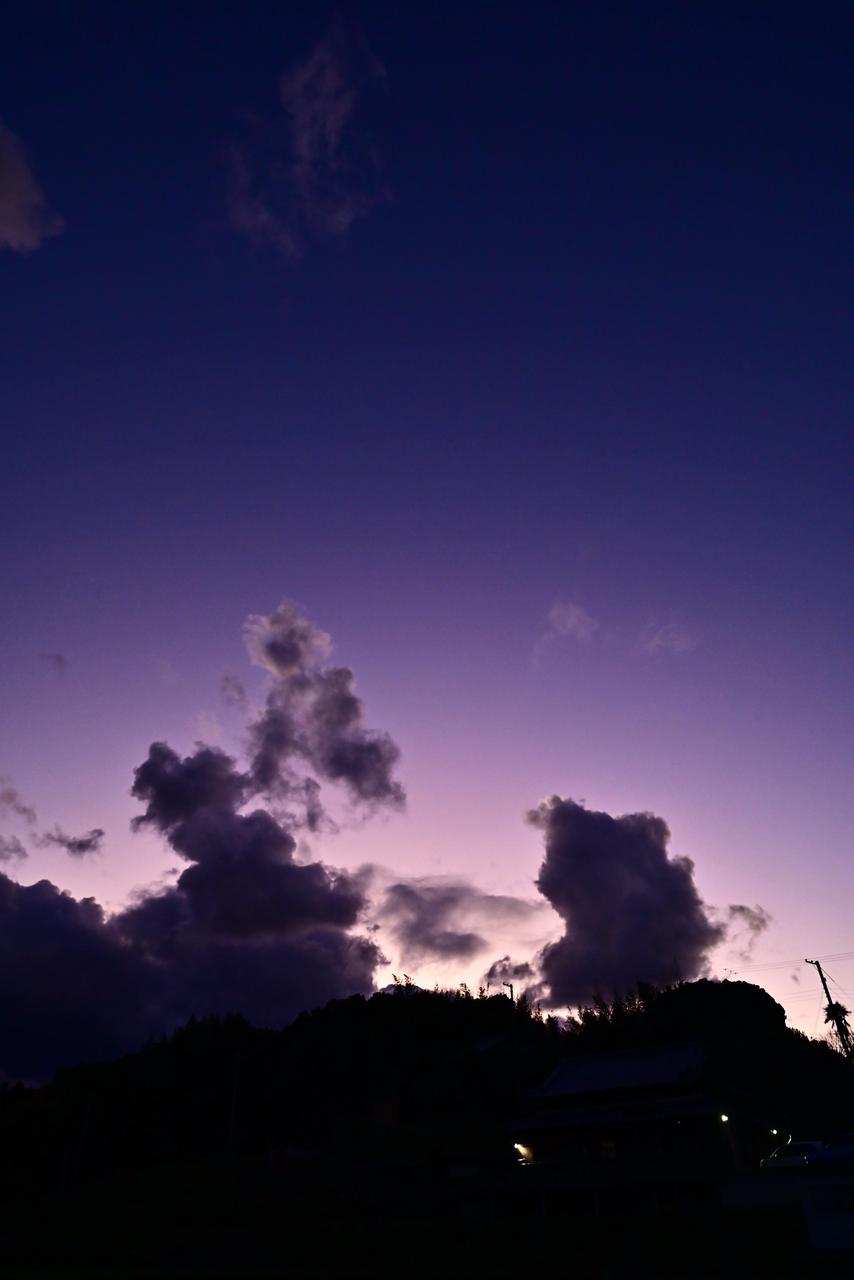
[2, 1, 853, 1036]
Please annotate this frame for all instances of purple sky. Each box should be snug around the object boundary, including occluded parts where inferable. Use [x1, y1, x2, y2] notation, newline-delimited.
[1, 3, 853, 1057]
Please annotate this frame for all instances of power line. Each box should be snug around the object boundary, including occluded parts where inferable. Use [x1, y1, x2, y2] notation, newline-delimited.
[724, 950, 854, 977]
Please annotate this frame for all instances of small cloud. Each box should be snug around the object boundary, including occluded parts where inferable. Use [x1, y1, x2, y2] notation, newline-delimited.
[38, 651, 68, 674]
[38, 826, 105, 858]
[640, 621, 701, 656]
[0, 835, 27, 862]
[548, 600, 598, 643]
[227, 18, 385, 262]
[726, 903, 772, 961]
[534, 598, 598, 662]
[0, 124, 64, 253]
[0, 778, 37, 826]
[483, 955, 535, 988]
[220, 672, 248, 707]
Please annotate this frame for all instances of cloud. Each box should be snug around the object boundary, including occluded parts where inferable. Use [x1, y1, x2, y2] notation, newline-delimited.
[547, 600, 599, 644]
[220, 672, 248, 707]
[37, 652, 68, 673]
[38, 826, 105, 858]
[726, 903, 772, 961]
[0, 602, 401, 1081]
[483, 955, 535, 988]
[0, 779, 37, 826]
[244, 601, 404, 814]
[0, 874, 153, 1082]
[640, 621, 700, 655]
[226, 19, 385, 261]
[534, 599, 598, 662]
[530, 796, 725, 1007]
[374, 872, 541, 967]
[0, 125, 63, 253]
[0, 836, 27, 863]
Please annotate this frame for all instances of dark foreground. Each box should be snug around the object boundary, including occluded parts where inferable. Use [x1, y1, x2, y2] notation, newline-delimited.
[3, 983, 853, 1277]
[3, 1157, 854, 1279]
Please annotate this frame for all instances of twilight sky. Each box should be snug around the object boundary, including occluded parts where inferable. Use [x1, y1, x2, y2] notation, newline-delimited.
[1, 1, 853, 1068]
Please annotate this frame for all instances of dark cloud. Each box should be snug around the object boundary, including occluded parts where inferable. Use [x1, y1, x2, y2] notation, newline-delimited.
[37, 651, 68, 673]
[484, 955, 535, 987]
[131, 742, 249, 837]
[226, 19, 385, 261]
[38, 826, 105, 858]
[0, 124, 63, 253]
[726, 903, 772, 960]
[0, 869, 376, 1083]
[531, 797, 726, 1007]
[375, 874, 539, 967]
[0, 778, 37, 826]
[380, 881, 486, 963]
[244, 602, 405, 814]
[0, 874, 150, 1082]
[0, 602, 401, 1081]
[0, 835, 27, 862]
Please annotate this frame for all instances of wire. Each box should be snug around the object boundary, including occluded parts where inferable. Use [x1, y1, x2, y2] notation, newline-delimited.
[724, 951, 854, 977]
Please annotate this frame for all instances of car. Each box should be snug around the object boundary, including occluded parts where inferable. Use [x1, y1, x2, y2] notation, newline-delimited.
[760, 1140, 825, 1170]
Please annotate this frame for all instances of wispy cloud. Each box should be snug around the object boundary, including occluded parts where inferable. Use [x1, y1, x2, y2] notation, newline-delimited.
[0, 778, 37, 826]
[0, 835, 27, 863]
[38, 826, 105, 858]
[534, 598, 598, 663]
[640, 621, 701, 656]
[0, 124, 63, 253]
[726, 902, 772, 962]
[227, 19, 385, 261]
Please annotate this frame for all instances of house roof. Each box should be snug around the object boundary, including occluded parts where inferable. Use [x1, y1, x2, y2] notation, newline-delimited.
[536, 1041, 706, 1100]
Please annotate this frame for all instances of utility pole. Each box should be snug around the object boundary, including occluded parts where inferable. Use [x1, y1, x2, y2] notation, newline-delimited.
[503, 982, 514, 1004]
[806, 958, 853, 1060]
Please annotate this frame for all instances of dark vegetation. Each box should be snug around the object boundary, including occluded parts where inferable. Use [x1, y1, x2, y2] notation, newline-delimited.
[1, 979, 851, 1277]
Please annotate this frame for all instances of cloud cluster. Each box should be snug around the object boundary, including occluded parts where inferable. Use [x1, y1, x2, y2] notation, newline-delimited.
[227, 19, 384, 261]
[0, 125, 63, 253]
[530, 796, 725, 1007]
[0, 599, 768, 1079]
[0, 601, 404, 1082]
